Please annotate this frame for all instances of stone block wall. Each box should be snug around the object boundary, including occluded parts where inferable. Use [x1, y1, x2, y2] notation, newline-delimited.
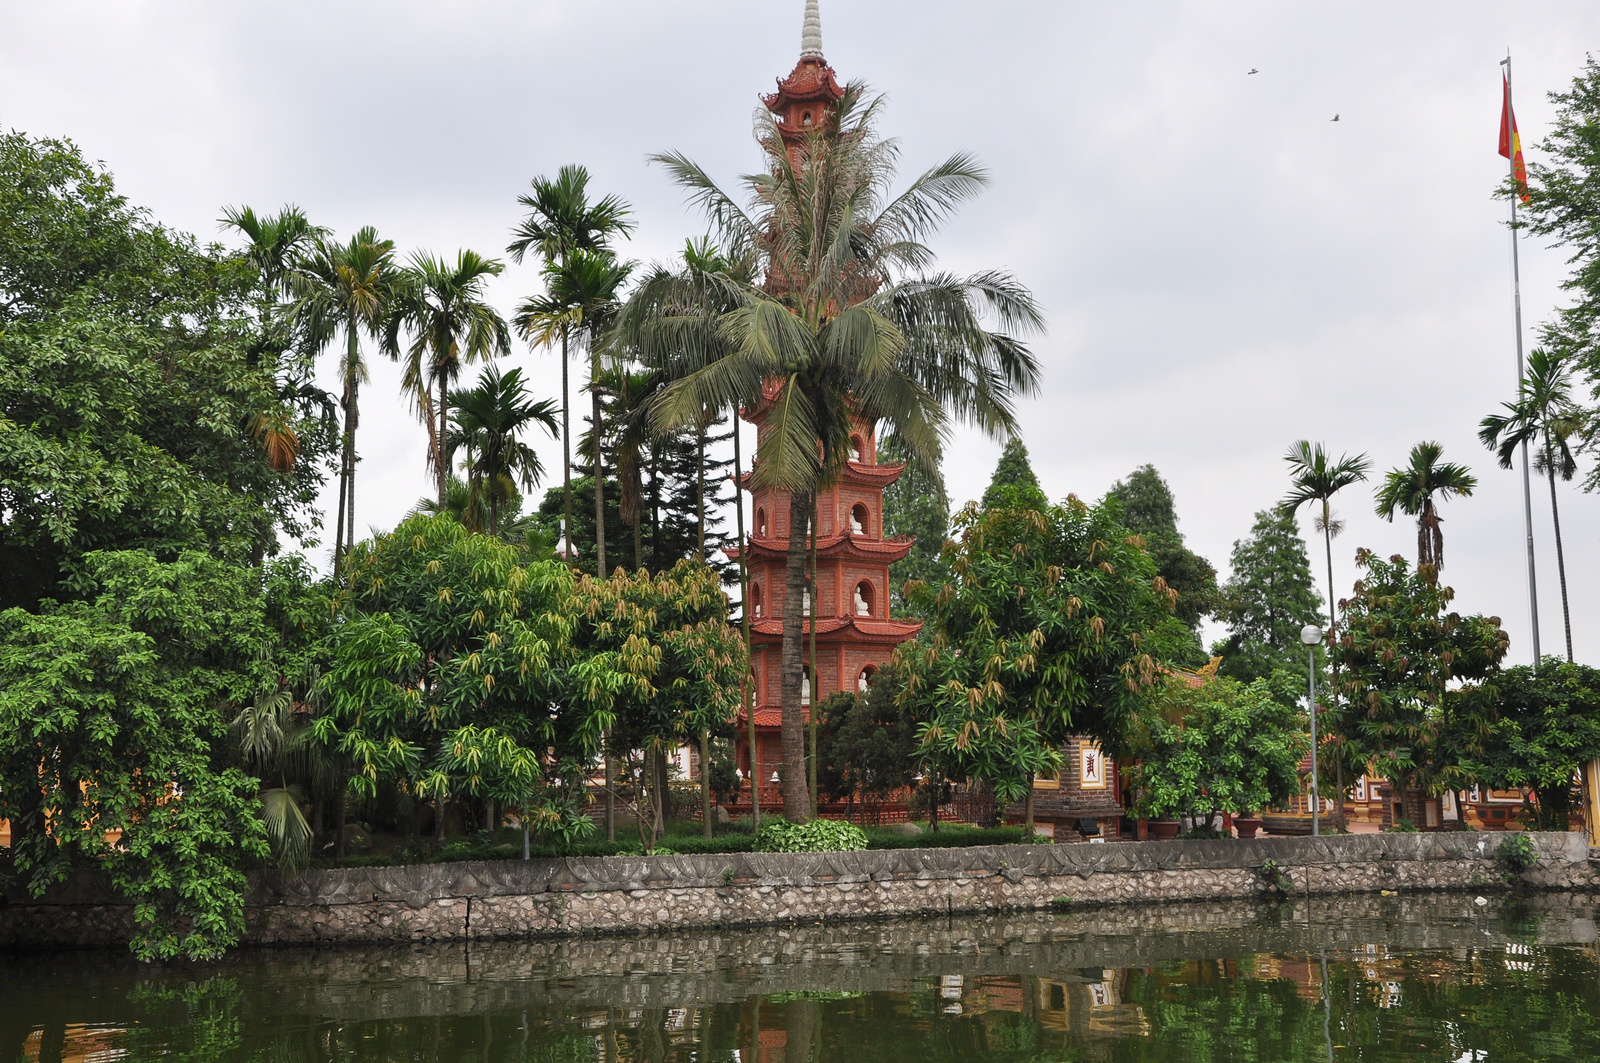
[3, 832, 1597, 950]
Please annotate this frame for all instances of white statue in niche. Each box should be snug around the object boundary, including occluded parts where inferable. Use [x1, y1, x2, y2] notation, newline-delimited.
[802, 589, 810, 616]
[801, 671, 811, 704]
[855, 584, 870, 616]
[850, 507, 864, 535]
[858, 671, 869, 692]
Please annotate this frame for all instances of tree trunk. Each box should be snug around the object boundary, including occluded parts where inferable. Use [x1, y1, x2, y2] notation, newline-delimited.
[592, 358, 606, 577]
[780, 491, 815, 820]
[732, 418, 758, 829]
[808, 492, 821, 813]
[652, 748, 669, 840]
[1544, 440, 1574, 662]
[435, 798, 447, 842]
[436, 380, 449, 505]
[1025, 777, 1035, 834]
[333, 400, 350, 582]
[701, 728, 713, 839]
[605, 744, 615, 842]
[561, 327, 573, 562]
[696, 424, 706, 558]
[1322, 511, 1347, 831]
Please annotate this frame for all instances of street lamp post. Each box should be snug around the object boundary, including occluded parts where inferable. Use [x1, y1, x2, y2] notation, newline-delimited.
[1301, 624, 1324, 837]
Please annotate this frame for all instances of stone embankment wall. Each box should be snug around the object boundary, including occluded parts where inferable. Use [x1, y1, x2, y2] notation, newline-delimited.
[4, 832, 1597, 949]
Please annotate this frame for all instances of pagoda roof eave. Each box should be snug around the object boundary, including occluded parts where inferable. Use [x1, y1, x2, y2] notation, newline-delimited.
[727, 531, 914, 564]
[738, 461, 906, 490]
[747, 615, 923, 645]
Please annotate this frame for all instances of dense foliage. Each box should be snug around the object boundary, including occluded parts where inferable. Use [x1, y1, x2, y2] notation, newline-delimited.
[880, 434, 949, 617]
[1106, 465, 1218, 661]
[1212, 508, 1325, 684]
[1334, 551, 1508, 822]
[754, 816, 869, 853]
[1124, 675, 1307, 823]
[897, 494, 1189, 805]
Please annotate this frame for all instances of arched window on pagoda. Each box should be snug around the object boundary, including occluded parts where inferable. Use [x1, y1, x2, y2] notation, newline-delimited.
[756, 507, 768, 537]
[750, 582, 763, 619]
[858, 665, 877, 693]
[849, 435, 864, 463]
[850, 502, 868, 536]
[801, 665, 812, 705]
[854, 580, 873, 617]
[802, 110, 813, 127]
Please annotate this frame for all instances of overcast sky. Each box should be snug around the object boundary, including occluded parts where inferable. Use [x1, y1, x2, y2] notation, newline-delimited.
[5, 1, 1598, 664]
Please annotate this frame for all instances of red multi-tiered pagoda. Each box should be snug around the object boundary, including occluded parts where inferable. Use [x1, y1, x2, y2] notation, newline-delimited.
[728, 4, 922, 806]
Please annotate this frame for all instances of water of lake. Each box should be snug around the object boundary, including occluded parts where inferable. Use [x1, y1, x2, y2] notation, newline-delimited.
[4, 892, 1598, 1062]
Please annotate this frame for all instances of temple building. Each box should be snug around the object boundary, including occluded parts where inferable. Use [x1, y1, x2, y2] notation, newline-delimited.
[728, 4, 923, 806]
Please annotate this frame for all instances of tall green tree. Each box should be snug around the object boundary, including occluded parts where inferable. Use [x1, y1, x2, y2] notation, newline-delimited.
[1335, 549, 1508, 824]
[898, 494, 1188, 823]
[1452, 659, 1600, 830]
[444, 365, 560, 537]
[980, 437, 1046, 510]
[880, 433, 948, 617]
[507, 166, 634, 562]
[1106, 464, 1218, 661]
[1, 133, 330, 611]
[1212, 509, 1325, 684]
[287, 227, 396, 583]
[516, 249, 633, 575]
[384, 250, 511, 505]
[647, 84, 1044, 818]
[1374, 441, 1477, 570]
[1480, 347, 1582, 662]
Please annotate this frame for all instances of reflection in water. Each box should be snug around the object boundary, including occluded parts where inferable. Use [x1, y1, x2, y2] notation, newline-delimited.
[5, 895, 1599, 1062]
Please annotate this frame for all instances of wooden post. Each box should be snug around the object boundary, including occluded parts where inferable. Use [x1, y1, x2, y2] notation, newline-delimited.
[1585, 758, 1600, 848]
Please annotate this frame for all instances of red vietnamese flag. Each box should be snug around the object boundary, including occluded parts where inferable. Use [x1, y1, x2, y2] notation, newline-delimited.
[1500, 74, 1530, 203]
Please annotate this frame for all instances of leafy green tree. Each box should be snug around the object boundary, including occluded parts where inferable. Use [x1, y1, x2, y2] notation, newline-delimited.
[1335, 549, 1509, 824]
[1212, 509, 1325, 683]
[444, 364, 560, 537]
[1452, 659, 1600, 830]
[897, 495, 1188, 816]
[880, 434, 949, 617]
[508, 165, 634, 562]
[0, 551, 279, 961]
[1374, 441, 1477, 570]
[287, 226, 397, 583]
[568, 559, 746, 843]
[0, 132, 330, 612]
[384, 250, 511, 505]
[1124, 676, 1307, 824]
[1480, 347, 1583, 661]
[1106, 464, 1218, 660]
[816, 673, 921, 822]
[980, 437, 1046, 510]
[315, 516, 594, 854]
[648, 84, 1044, 818]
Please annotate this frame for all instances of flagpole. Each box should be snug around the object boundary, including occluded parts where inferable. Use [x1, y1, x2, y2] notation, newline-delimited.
[1503, 50, 1541, 669]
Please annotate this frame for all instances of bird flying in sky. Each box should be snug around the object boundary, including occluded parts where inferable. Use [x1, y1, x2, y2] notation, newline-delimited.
[1331, 113, 1340, 121]
[1248, 68, 1259, 74]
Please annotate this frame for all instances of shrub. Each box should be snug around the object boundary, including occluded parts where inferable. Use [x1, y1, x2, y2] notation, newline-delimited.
[755, 817, 869, 853]
[1495, 833, 1539, 879]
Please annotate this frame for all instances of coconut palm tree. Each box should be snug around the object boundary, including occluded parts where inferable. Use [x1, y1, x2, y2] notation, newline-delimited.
[384, 251, 512, 506]
[1479, 347, 1582, 661]
[643, 84, 1044, 819]
[1375, 442, 1477, 570]
[1279, 441, 1370, 827]
[515, 249, 633, 575]
[445, 365, 560, 537]
[507, 166, 633, 563]
[287, 227, 396, 583]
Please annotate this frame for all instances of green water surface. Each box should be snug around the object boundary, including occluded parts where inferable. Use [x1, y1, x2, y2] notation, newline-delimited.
[4, 893, 1598, 1062]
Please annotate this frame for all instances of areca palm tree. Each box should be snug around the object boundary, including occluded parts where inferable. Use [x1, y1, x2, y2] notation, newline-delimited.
[1280, 441, 1370, 828]
[1375, 442, 1477, 570]
[287, 227, 396, 582]
[642, 83, 1044, 819]
[385, 250, 511, 505]
[445, 365, 560, 537]
[1480, 347, 1582, 661]
[507, 166, 634, 563]
[515, 249, 633, 574]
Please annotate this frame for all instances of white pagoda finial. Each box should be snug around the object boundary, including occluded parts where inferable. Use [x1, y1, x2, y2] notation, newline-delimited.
[800, 0, 823, 59]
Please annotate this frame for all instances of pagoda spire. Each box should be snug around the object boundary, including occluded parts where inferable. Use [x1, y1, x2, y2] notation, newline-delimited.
[800, 0, 823, 59]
